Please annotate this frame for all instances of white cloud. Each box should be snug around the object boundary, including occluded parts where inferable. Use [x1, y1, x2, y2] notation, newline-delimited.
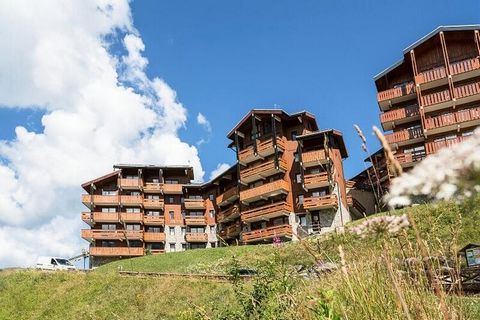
[197, 112, 211, 133]
[0, 0, 204, 267]
[209, 163, 232, 180]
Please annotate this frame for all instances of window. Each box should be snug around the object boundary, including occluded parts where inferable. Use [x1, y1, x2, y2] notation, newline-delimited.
[126, 207, 140, 213]
[182, 243, 187, 251]
[101, 207, 116, 212]
[101, 241, 115, 247]
[181, 227, 186, 236]
[101, 224, 116, 230]
[297, 195, 304, 205]
[149, 243, 164, 250]
[190, 243, 207, 250]
[146, 210, 161, 216]
[126, 224, 141, 231]
[312, 190, 326, 197]
[209, 194, 214, 201]
[129, 240, 142, 247]
[189, 227, 205, 233]
[148, 227, 162, 233]
[151, 178, 160, 183]
[168, 197, 175, 204]
[169, 211, 175, 219]
[310, 168, 320, 174]
[296, 174, 302, 183]
[125, 175, 138, 180]
[169, 227, 175, 236]
[264, 122, 272, 135]
[211, 242, 216, 248]
[169, 243, 176, 252]
[294, 153, 299, 162]
[102, 190, 116, 195]
[299, 215, 307, 227]
[146, 194, 160, 200]
[165, 179, 178, 184]
[130, 191, 141, 196]
[291, 131, 297, 140]
[209, 210, 215, 218]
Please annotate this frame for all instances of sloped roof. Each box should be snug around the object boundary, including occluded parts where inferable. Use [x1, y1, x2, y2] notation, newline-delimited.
[296, 129, 348, 158]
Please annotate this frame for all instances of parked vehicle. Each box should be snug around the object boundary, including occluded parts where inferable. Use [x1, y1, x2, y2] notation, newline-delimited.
[35, 256, 76, 271]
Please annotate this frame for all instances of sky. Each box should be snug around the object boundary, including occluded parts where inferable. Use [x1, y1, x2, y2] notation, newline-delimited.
[0, 0, 478, 267]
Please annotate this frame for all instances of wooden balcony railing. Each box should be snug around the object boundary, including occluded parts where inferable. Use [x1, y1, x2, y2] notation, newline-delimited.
[302, 150, 327, 167]
[380, 105, 420, 124]
[240, 179, 290, 203]
[89, 247, 144, 256]
[304, 172, 329, 189]
[377, 82, 415, 102]
[92, 212, 119, 222]
[240, 159, 287, 183]
[395, 153, 413, 165]
[144, 232, 166, 242]
[454, 81, 480, 100]
[216, 205, 240, 222]
[81, 212, 92, 223]
[185, 233, 208, 242]
[420, 89, 451, 107]
[449, 57, 480, 76]
[241, 201, 292, 223]
[119, 178, 142, 189]
[81, 229, 144, 240]
[216, 186, 238, 206]
[143, 198, 165, 209]
[143, 182, 162, 193]
[143, 215, 165, 225]
[303, 195, 337, 211]
[219, 224, 242, 239]
[120, 195, 143, 205]
[119, 213, 143, 223]
[425, 107, 480, 130]
[82, 194, 119, 205]
[385, 127, 423, 144]
[425, 136, 470, 154]
[242, 224, 292, 243]
[415, 66, 447, 85]
[184, 216, 207, 225]
[346, 195, 367, 215]
[162, 183, 183, 194]
[184, 198, 205, 210]
[238, 137, 286, 164]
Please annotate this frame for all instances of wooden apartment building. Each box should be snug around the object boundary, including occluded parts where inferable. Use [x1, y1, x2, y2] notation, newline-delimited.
[352, 25, 480, 201]
[81, 109, 363, 266]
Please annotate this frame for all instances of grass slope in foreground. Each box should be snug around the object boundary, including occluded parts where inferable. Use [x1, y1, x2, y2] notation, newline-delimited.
[1, 200, 480, 319]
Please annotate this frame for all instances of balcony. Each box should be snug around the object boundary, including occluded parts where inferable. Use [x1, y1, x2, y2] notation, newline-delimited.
[81, 212, 93, 225]
[454, 81, 480, 106]
[120, 213, 143, 223]
[81, 229, 144, 241]
[238, 137, 286, 165]
[120, 195, 143, 206]
[303, 195, 338, 211]
[240, 158, 287, 184]
[346, 195, 367, 217]
[241, 201, 292, 223]
[143, 215, 165, 225]
[143, 198, 165, 209]
[240, 179, 290, 204]
[301, 150, 328, 168]
[185, 233, 208, 242]
[82, 194, 119, 208]
[89, 247, 144, 257]
[242, 224, 292, 243]
[216, 205, 240, 223]
[216, 186, 239, 207]
[119, 178, 142, 190]
[425, 135, 470, 154]
[303, 172, 330, 190]
[219, 224, 241, 239]
[91, 212, 119, 223]
[415, 66, 447, 89]
[184, 198, 205, 210]
[143, 182, 162, 193]
[144, 232, 166, 242]
[424, 107, 480, 135]
[162, 183, 183, 194]
[385, 127, 424, 147]
[421, 89, 452, 112]
[380, 105, 420, 131]
[450, 57, 480, 81]
[377, 82, 416, 110]
[184, 216, 207, 226]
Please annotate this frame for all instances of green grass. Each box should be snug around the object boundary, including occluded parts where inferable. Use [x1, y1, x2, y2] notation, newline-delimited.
[1, 200, 480, 319]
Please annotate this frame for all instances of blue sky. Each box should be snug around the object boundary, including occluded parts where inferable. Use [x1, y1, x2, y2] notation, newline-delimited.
[1, 0, 479, 179]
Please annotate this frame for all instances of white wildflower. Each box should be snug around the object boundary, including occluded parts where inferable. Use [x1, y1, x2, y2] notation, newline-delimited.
[350, 214, 410, 238]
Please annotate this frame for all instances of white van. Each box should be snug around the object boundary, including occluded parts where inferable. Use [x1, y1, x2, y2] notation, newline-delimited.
[35, 256, 76, 271]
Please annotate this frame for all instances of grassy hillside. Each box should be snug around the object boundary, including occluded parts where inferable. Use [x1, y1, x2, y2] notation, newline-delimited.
[1, 200, 480, 319]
